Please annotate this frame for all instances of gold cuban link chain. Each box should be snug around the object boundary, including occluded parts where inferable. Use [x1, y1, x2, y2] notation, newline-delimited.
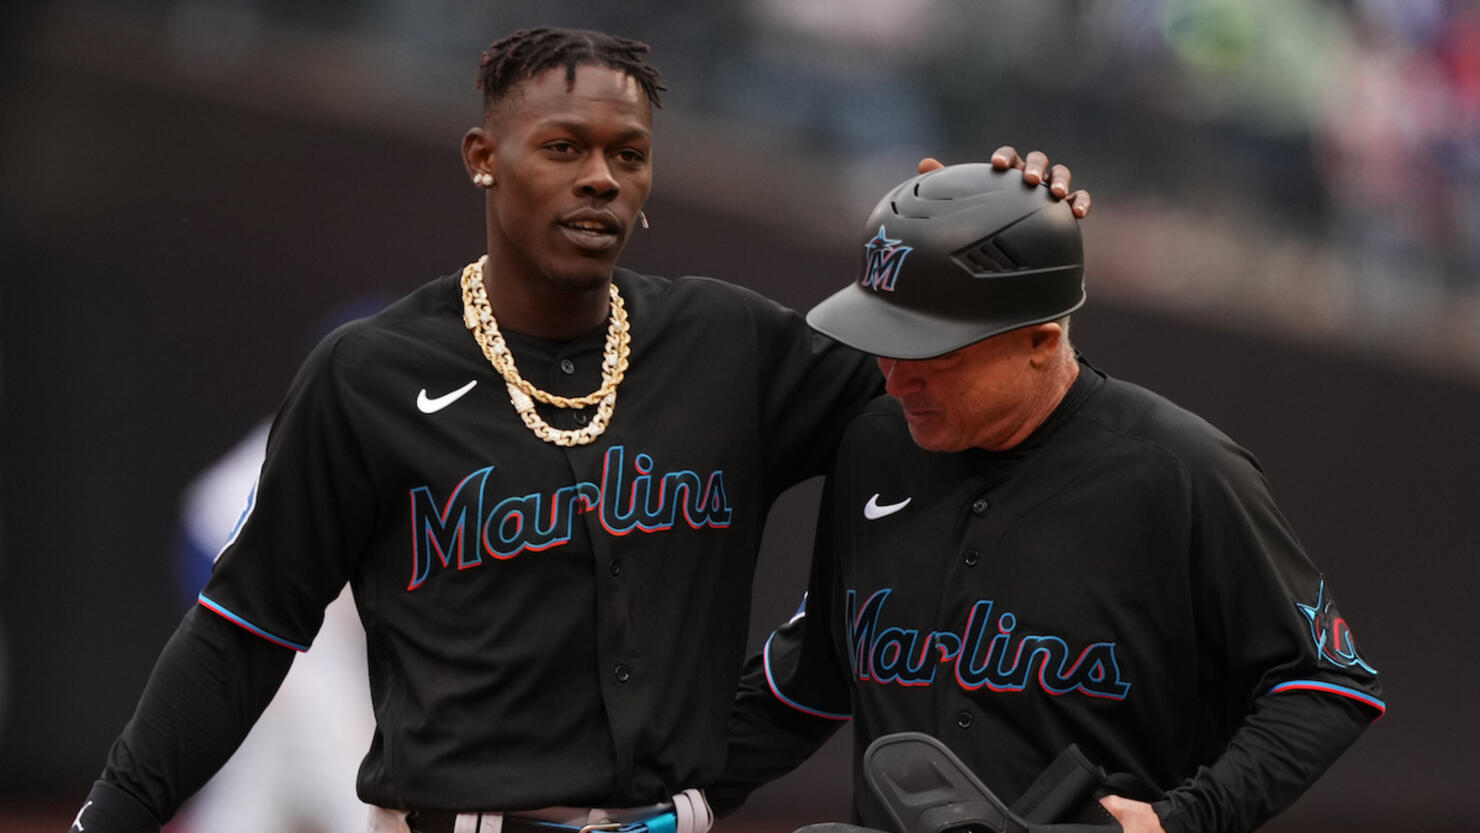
[459, 256, 631, 446]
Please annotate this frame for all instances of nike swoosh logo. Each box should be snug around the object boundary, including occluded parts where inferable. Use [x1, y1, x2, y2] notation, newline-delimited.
[417, 380, 478, 414]
[864, 493, 912, 520]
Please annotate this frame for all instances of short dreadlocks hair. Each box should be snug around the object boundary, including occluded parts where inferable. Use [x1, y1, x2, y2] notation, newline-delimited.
[477, 27, 667, 113]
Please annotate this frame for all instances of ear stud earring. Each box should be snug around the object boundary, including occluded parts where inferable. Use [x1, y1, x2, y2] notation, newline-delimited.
[474, 172, 494, 187]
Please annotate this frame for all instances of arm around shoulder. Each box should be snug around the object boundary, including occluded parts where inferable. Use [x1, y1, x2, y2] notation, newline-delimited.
[710, 483, 857, 816]
[708, 648, 848, 817]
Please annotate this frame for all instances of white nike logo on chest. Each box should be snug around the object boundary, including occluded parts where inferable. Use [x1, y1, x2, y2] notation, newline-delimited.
[864, 493, 912, 520]
[417, 380, 478, 414]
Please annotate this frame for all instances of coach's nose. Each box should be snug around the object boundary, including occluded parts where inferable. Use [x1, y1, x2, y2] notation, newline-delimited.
[879, 357, 923, 396]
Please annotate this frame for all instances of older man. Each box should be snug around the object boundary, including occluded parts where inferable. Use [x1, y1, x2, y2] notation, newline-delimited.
[714, 164, 1382, 833]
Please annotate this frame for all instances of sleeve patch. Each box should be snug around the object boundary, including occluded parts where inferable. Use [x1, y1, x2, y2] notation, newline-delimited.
[1297, 578, 1378, 675]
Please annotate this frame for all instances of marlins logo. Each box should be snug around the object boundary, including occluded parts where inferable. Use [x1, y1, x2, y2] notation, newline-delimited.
[861, 226, 912, 292]
[1298, 579, 1377, 674]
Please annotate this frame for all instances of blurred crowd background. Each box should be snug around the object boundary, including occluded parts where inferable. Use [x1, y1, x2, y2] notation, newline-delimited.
[17, 0, 1478, 369]
[2, 1, 1477, 832]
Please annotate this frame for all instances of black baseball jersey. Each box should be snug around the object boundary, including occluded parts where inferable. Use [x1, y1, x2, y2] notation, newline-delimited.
[721, 360, 1383, 825]
[198, 266, 880, 811]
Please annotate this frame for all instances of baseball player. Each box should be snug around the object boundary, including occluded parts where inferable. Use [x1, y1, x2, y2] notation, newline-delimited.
[69, 28, 1089, 833]
[710, 165, 1383, 833]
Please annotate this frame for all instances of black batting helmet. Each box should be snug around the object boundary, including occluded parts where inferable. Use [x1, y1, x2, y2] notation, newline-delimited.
[807, 163, 1084, 359]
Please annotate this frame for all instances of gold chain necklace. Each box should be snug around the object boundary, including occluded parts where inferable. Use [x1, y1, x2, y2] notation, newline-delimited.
[459, 256, 631, 446]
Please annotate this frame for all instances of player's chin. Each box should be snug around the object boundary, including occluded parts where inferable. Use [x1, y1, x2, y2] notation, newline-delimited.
[548, 257, 621, 292]
[905, 421, 972, 453]
[904, 424, 950, 453]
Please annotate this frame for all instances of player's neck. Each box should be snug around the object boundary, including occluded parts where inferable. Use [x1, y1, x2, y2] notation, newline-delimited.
[978, 354, 1080, 452]
[480, 260, 613, 341]
[1019, 356, 1080, 443]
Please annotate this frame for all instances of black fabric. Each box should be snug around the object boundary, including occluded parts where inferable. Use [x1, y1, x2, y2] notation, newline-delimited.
[77, 779, 166, 833]
[1010, 744, 1107, 823]
[96, 605, 294, 827]
[407, 809, 467, 833]
[1154, 691, 1373, 833]
[715, 357, 1382, 832]
[94, 267, 879, 817]
[709, 647, 846, 816]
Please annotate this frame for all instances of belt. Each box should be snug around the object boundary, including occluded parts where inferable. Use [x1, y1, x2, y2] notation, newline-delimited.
[407, 810, 680, 833]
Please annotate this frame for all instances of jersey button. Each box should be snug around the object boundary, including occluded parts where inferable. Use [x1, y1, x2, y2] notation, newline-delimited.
[614, 664, 631, 683]
[970, 497, 989, 515]
[608, 559, 622, 576]
[955, 710, 974, 729]
[560, 359, 576, 375]
[963, 549, 980, 567]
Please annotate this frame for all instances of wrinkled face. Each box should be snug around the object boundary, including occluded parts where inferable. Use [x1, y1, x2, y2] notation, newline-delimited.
[484, 64, 653, 292]
[877, 330, 1041, 452]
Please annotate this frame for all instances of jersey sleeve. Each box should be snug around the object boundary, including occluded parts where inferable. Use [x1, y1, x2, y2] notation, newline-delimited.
[735, 284, 883, 491]
[80, 605, 295, 831]
[198, 330, 379, 650]
[1152, 690, 1373, 833]
[709, 477, 855, 815]
[1183, 431, 1384, 718]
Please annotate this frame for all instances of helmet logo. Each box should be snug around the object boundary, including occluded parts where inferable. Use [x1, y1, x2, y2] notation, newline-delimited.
[861, 226, 912, 293]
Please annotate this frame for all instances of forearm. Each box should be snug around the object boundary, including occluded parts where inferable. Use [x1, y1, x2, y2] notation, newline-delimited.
[77, 604, 294, 832]
[707, 654, 846, 817]
[1154, 692, 1376, 833]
